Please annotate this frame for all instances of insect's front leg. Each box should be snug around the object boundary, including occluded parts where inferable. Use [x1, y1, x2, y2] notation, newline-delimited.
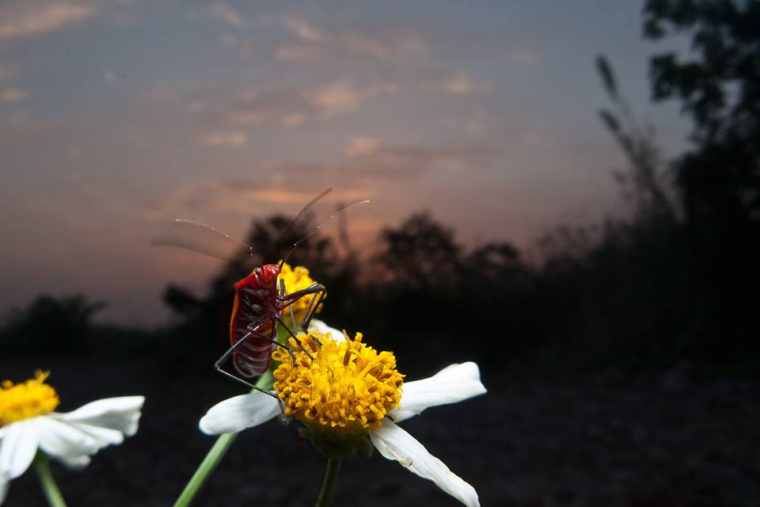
[300, 285, 326, 332]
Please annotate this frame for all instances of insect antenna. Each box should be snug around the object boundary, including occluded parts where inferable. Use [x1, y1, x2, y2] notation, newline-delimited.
[278, 187, 333, 247]
[152, 218, 255, 259]
[279, 198, 371, 268]
[175, 219, 255, 256]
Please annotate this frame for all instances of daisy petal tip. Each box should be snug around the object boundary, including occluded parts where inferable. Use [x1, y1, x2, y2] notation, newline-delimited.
[121, 395, 146, 412]
[371, 420, 481, 507]
[59, 454, 91, 469]
[198, 417, 212, 435]
[198, 392, 280, 435]
[198, 413, 220, 436]
[123, 411, 143, 437]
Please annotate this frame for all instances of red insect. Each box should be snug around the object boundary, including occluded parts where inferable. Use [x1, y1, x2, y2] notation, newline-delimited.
[222, 261, 325, 379]
[153, 188, 367, 392]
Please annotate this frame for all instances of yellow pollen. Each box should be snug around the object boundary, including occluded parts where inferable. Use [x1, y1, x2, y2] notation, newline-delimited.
[0, 370, 60, 426]
[278, 262, 325, 320]
[273, 331, 404, 433]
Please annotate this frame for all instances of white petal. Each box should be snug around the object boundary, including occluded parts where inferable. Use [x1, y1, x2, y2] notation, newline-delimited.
[56, 396, 145, 437]
[0, 421, 39, 480]
[56, 454, 90, 469]
[199, 392, 280, 435]
[391, 362, 486, 423]
[370, 420, 480, 507]
[308, 319, 345, 342]
[35, 417, 100, 459]
[34, 396, 145, 468]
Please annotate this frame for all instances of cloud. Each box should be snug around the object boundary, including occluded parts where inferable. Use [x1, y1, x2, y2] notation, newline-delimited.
[345, 136, 382, 158]
[310, 81, 360, 114]
[430, 71, 492, 96]
[274, 44, 322, 63]
[200, 130, 248, 147]
[347, 142, 499, 179]
[209, 2, 242, 27]
[252, 141, 499, 185]
[148, 140, 499, 251]
[444, 109, 489, 135]
[193, 79, 398, 129]
[0, 87, 29, 103]
[281, 113, 305, 127]
[158, 139, 494, 213]
[0, 1, 96, 41]
[284, 15, 323, 42]
[275, 14, 428, 63]
[310, 80, 398, 116]
[151, 179, 368, 219]
[209, 87, 313, 127]
[338, 30, 428, 61]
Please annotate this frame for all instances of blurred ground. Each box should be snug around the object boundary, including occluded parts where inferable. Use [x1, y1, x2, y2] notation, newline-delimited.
[5, 356, 759, 507]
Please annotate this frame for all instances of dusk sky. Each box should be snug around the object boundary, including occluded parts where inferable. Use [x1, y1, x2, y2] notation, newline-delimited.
[0, 0, 690, 325]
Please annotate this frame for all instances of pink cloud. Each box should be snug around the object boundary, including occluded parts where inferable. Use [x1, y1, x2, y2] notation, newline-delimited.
[0, 1, 96, 40]
[275, 14, 428, 63]
[200, 130, 248, 147]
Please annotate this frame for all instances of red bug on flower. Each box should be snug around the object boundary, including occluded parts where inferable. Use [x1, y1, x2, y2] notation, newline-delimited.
[153, 188, 368, 395]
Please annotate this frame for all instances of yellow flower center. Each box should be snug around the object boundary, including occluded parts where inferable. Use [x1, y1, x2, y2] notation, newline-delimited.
[0, 371, 60, 426]
[278, 262, 325, 321]
[273, 331, 404, 434]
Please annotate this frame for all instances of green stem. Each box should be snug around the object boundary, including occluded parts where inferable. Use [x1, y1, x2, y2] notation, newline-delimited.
[173, 370, 274, 507]
[315, 458, 341, 507]
[173, 325, 291, 507]
[33, 453, 67, 507]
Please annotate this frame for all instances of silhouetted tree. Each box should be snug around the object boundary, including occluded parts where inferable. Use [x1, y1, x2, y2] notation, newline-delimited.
[163, 284, 202, 317]
[0, 294, 105, 353]
[376, 212, 461, 291]
[644, 0, 760, 222]
[644, 0, 760, 352]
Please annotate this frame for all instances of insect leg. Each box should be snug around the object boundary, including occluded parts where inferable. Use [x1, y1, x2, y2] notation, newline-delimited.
[244, 322, 297, 366]
[279, 282, 326, 305]
[299, 287, 321, 330]
[301, 287, 326, 332]
[275, 316, 314, 361]
[289, 304, 297, 331]
[214, 331, 283, 410]
[278, 277, 298, 329]
[215, 330, 280, 377]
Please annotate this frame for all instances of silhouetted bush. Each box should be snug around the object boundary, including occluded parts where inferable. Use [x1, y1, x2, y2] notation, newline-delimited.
[0, 294, 105, 354]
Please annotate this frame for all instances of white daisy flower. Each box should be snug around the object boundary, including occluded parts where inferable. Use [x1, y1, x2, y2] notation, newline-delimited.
[0, 371, 145, 505]
[199, 321, 486, 507]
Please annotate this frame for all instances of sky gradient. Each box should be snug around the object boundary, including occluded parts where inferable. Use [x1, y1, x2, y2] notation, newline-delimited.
[0, 0, 690, 325]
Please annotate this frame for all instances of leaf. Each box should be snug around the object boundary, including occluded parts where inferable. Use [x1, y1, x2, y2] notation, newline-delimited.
[596, 54, 618, 99]
[599, 109, 621, 133]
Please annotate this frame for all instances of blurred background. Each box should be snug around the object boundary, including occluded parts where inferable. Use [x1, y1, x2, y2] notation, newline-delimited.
[2, 1, 759, 505]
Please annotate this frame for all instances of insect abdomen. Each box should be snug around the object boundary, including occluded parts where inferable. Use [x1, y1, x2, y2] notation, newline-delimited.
[228, 268, 279, 377]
